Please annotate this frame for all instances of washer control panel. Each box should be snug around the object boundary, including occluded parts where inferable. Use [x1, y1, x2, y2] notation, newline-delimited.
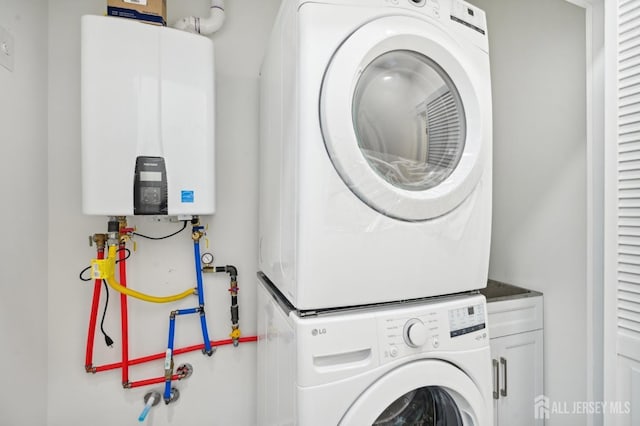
[403, 318, 428, 347]
[376, 295, 488, 363]
[378, 310, 443, 361]
[448, 303, 486, 337]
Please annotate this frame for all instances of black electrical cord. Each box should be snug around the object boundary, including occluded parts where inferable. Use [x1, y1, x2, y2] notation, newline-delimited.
[98, 248, 131, 347]
[79, 266, 92, 282]
[132, 220, 188, 240]
[115, 248, 131, 263]
[78, 248, 131, 347]
[100, 281, 113, 347]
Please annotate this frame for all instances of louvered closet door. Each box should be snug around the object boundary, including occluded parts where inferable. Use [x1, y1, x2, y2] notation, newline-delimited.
[608, 0, 640, 424]
[617, 1, 640, 350]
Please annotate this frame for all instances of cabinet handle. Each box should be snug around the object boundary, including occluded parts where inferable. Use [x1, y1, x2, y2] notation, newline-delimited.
[500, 357, 508, 397]
[492, 358, 499, 400]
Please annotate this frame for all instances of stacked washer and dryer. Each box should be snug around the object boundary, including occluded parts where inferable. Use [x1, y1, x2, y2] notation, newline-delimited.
[257, 0, 493, 424]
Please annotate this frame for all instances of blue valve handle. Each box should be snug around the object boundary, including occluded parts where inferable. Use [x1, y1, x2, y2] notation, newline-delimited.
[138, 403, 152, 422]
[139, 391, 160, 422]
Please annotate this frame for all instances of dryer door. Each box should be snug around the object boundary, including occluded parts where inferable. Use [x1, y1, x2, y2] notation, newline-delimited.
[321, 15, 488, 221]
[339, 360, 488, 425]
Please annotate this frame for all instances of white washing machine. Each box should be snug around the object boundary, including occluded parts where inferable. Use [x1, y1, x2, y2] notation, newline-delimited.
[258, 0, 492, 310]
[257, 274, 493, 425]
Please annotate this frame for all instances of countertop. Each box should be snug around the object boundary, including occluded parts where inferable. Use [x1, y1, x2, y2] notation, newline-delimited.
[480, 279, 543, 302]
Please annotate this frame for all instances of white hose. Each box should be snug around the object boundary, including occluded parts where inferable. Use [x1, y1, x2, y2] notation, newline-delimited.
[173, 0, 225, 35]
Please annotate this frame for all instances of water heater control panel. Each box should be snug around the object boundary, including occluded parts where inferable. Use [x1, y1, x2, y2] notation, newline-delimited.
[134, 156, 168, 215]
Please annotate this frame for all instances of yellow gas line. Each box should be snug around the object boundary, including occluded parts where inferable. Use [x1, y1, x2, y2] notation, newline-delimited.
[91, 245, 195, 304]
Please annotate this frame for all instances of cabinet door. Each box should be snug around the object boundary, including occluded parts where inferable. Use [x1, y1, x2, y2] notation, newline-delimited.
[491, 329, 544, 426]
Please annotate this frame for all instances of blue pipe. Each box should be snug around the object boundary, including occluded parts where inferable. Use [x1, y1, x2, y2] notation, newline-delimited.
[176, 308, 198, 316]
[200, 310, 213, 355]
[193, 236, 205, 306]
[191, 229, 213, 355]
[164, 314, 177, 402]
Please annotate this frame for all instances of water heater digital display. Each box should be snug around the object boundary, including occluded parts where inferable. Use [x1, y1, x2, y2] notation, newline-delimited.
[134, 156, 168, 215]
[81, 15, 215, 216]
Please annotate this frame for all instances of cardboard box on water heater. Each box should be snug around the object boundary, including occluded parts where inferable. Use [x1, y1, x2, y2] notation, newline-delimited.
[107, 0, 167, 26]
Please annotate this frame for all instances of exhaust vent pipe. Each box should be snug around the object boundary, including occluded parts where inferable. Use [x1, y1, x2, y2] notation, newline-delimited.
[173, 0, 225, 35]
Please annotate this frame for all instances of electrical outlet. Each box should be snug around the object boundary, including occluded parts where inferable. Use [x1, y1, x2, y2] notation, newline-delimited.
[0, 26, 15, 72]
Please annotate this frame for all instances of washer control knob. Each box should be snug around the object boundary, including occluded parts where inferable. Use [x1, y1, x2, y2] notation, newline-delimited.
[389, 346, 399, 357]
[432, 337, 440, 348]
[403, 319, 428, 348]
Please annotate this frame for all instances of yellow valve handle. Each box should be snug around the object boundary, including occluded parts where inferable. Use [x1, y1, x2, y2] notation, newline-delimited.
[91, 246, 195, 304]
[230, 328, 242, 340]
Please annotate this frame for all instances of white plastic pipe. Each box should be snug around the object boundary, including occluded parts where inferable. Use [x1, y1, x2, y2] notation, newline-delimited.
[173, 0, 225, 35]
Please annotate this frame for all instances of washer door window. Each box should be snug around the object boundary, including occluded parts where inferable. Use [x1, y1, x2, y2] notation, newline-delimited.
[321, 16, 486, 221]
[373, 386, 463, 425]
[339, 360, 486, 425]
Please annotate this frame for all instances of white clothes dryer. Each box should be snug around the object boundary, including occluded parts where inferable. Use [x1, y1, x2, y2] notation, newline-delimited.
[259, 0, 492, 310]
[256, 274, 493, 425]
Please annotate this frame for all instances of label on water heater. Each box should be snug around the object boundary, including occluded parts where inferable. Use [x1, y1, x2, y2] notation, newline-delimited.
[181, 190, 194, 203]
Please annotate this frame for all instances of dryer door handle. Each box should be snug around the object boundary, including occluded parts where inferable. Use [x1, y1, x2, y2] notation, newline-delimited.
[492, 358, 499, 400]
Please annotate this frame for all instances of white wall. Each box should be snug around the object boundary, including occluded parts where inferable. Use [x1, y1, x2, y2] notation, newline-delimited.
[469, 0, 588, 424]
[0, 1, 48, 425]
[47, 1, 279, 425]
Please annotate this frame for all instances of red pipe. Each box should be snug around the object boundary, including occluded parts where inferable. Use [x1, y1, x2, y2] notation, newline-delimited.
[92, 336, 258, 373]
[93, 361, 126, 373]
[119, 242, 130, 385]
[85, 246, 105, 370]
[128, 374, 181, 389]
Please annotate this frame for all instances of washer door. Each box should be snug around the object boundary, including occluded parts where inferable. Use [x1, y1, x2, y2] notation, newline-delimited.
[321, 15, 486, 221]
[339, 361, 486, 425]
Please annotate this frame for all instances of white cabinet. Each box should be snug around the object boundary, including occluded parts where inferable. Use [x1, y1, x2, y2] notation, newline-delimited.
[491, 329, 544, 426]
[483, 282, 544, 426]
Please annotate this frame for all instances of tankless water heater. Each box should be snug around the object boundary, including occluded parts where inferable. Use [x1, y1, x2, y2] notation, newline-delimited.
[81, 15, 215, 216]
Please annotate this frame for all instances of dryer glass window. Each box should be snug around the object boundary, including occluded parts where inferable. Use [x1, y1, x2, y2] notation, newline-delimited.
[353, 51, 466, 191]
[372, 386, 463, 425]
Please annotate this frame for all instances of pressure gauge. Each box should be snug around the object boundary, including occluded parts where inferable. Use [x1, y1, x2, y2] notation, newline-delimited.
[201, 252, 214, 265]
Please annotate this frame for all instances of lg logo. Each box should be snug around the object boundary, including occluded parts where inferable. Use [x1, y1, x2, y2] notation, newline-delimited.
[311, 328, 327, 336]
